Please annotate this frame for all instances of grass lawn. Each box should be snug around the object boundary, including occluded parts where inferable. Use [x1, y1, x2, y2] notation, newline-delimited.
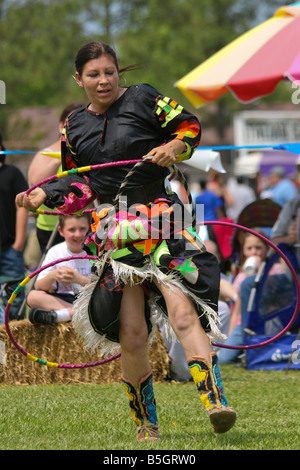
[0, 365, 299, 451]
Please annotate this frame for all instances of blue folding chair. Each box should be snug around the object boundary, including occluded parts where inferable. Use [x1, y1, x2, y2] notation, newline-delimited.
[244, 243, 300, 370]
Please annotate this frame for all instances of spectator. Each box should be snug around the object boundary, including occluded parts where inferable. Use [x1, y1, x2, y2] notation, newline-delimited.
[218, 229, 285, 364]
[195, 179, 224, 223]
[28, 103, 84, 254]
[226, 176, 256, 221]
[265, 166, 297, 207]
[207, 170, 234, 216]
[0, 132, 28, 323]
[238, 191, 300, 352]
[27, 213, 91, 325]
[271, 195, 300, 250]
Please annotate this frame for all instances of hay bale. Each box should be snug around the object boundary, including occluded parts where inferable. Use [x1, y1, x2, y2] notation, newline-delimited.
[0, 320, 170, 385]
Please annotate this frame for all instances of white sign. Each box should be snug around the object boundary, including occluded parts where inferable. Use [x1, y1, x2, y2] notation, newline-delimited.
[233, 111, 300, 156]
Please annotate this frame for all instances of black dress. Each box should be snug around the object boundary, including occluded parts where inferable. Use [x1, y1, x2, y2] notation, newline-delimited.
[42, 84, 223, 355]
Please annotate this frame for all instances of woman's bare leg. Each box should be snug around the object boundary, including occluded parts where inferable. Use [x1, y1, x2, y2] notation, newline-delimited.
[118, 283, 159, 441]
[154, 280, 236, 433]
[154, 280, 213, 361]
[118, 284, 151, 386]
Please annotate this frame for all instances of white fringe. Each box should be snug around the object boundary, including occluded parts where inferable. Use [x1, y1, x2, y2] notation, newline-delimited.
[72, 255, 226, 357]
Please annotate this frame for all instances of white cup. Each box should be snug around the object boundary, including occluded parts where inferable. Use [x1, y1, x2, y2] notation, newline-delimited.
[243, 256, 257, 275]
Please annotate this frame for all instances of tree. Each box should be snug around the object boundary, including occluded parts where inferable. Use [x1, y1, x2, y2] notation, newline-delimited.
[114, 0, 285, 93]
[114, 0, 292, 137]
[0, 0, 292, 137]
[0, 0, 88, 107]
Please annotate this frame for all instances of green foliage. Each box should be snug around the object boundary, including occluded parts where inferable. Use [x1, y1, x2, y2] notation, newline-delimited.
[0, 0, 294, 136]
[0, 0, 87, 107]
[0, 367, 299, 450]
[0, 0, 289, 107]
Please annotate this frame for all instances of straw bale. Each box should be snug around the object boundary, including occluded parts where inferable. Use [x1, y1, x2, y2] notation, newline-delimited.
[0, 320, 170, 385]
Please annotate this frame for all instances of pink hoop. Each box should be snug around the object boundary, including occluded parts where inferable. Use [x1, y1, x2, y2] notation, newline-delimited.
[202, 220, 300, 350]
[25, 159, 151, 215]
[12, 159, 300, 360]
[4, 254, 121, 368]
[25, 159, 146, 195]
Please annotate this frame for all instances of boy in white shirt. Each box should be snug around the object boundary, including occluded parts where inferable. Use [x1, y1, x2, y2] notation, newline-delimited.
[27, 213, 92, 325]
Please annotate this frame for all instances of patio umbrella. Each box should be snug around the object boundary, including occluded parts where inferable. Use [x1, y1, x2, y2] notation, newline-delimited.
[175, 2, 300, 107]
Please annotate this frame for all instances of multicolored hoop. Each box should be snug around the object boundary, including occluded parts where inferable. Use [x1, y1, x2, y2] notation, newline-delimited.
[204, 220, 300, 350]
[7, 159, 300, 367]
[4, 254, 121, 368]
[25, 159, 150, 215]
[5, 221, 300, 369]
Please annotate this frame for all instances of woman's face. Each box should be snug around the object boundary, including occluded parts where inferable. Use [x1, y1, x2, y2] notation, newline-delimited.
[243, 235, 267, 260]
[75, 54, 120, 113]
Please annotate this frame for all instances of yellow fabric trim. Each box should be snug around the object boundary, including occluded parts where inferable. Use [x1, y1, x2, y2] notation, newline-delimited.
[36, 164, 61, 230]
[156, 97, 183, 128]
[176, 142, 191, 162]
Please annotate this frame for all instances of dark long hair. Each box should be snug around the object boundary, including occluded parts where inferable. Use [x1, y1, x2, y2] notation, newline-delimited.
[75, 41, 140, 76]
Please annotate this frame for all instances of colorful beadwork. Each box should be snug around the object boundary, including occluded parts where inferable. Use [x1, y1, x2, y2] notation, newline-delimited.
[121, 372, 159, 441]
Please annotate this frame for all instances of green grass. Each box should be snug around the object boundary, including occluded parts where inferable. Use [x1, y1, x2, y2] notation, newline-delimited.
[0, 366, 299, 450]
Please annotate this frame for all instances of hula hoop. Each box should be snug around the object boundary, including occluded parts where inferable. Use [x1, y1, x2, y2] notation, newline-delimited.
[6, 221, 300, 369]
[25, 159, 150, 216]
[6, 157, 153, 368]
[4, 254, 121, 368]
[10, 158, 300, 364]
[203, 220, 300, 350]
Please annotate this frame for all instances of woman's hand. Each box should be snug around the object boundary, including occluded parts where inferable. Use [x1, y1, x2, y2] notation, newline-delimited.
[15, 188, 47, 210]
[143, 139, 186, 167]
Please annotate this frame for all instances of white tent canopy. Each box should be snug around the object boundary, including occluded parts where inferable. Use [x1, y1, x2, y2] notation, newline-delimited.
[234, 150, 300, 178]
[233, 152, 262, 178]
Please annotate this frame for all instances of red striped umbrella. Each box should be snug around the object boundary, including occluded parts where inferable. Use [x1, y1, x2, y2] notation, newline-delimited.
[175, 2, 300, 106]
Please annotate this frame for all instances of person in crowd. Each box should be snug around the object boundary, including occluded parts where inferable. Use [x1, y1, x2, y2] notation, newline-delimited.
[195, 179, 224, 223]
[226, 176, 256, 221]
[218, 228, 286, 364]
[16, 41, 236, 440]
[207, 170, 234, 216]
[239, 160, 300, 341]
[264, 166, 297, 207]
[0, 132, 28, 323]
[28, 103, 84, 254]
[239, 190, 300, 340]
[27, 213, 91, 325]
[271, 194, 300, 250]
